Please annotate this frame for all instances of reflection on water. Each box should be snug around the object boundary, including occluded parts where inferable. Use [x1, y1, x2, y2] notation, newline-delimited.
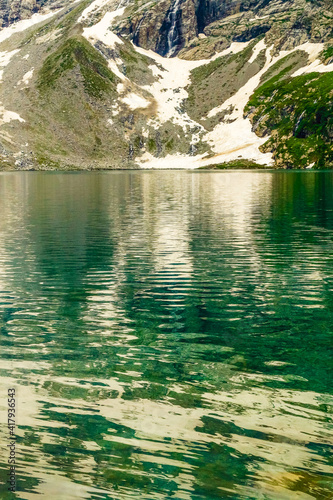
[0, 171, 332, 499]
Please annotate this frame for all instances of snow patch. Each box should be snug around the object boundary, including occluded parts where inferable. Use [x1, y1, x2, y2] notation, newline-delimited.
[213, 41, 250, 59]
[18, 68, 34, 86]
[290, 42, 333, 75]
[205, 119, 273, 165]
[36, 28, 62, 44]
[248, 38, 266, 63]
[0, 49, 20, 82]
[82, 7, 125, 49]
[78, 0, 112, 22]
[138, 152, 200, 169]
[297, 42, 324, 62]
[0, 106, 25, 125]
[82, 7, 127, 80]
[111, 103, 120, 116]
[306, 162, 315, 169]
[121, 93, 150, 109]
[0, 9, 63, 44]
[0, 49, 20, 67]
[292, 59, 333, 76]
[108, 59, 126, 81]
[250, 14, 269, 21]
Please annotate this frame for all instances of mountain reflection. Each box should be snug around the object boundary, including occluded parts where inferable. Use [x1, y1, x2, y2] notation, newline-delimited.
[0, 171, 332, 499]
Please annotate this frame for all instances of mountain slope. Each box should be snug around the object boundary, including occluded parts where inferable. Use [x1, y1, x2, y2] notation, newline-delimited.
[0, 0, 332, 170]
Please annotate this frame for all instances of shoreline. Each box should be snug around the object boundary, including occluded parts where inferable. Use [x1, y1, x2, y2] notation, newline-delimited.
[1, 167, 332, 173]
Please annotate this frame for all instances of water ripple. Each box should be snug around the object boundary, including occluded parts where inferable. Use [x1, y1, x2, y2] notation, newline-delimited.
[0, 171, 332, 499]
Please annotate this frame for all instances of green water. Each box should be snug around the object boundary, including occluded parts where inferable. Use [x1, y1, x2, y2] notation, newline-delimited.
[0, 171, 332, 499]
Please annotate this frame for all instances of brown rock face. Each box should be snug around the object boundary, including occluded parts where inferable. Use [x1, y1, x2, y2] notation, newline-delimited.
[115, 0, 333, 58]
[116, 0, 269, 57]
[0, 0, 69, 27]
[118, 0, 198, 57]
[0, 0, 37, 26]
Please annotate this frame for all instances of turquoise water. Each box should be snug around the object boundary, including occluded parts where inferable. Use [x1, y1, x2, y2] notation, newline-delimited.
[0, 170, 332, 499]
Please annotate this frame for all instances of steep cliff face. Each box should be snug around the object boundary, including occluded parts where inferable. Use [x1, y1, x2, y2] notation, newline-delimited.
[2, 0, 332, 56]
[196, 0, 259, 32]
[115, 0, 333, 59]
[116, 0, 260, 56]
[116, 0, 198, 57]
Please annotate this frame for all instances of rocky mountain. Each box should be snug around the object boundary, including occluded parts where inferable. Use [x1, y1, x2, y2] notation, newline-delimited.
[0, 0, 332, 170]
[0, 0, 68, 27]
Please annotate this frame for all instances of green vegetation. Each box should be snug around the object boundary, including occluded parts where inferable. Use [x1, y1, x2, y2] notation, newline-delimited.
[321, 45, 333, 63]
[259, 50, 309, 86]
[141, 122, 195, 157]
[245, 71, 333, 168]
[190, 40, 257, 85]
[186, 39, 265, 123]
[118, 41, 155, 85]
[56, 0, 91, 32]
[37, 36, 118, 98]
[199, 159, 271, 169]
[20, 18, 56, 47]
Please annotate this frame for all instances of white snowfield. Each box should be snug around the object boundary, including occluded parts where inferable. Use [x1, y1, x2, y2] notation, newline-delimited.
[0, 105, 25, 125]
[0, 9, 64, 45]
[18, 68, 34, 86]
[82, 6, 125, 48]
[82, 7, 126, 80]
[0, 49, 20, 82]
[78, 0, 113, 22]
[121, 93, 150, 109]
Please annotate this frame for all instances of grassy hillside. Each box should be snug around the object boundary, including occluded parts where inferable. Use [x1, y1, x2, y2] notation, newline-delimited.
[186, 40, 265, 125]
[38, 36, 118, 97]
[245, 69, 333, 168]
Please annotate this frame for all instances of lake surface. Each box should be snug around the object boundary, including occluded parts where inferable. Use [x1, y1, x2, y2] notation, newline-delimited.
[0, 170, 332, 499]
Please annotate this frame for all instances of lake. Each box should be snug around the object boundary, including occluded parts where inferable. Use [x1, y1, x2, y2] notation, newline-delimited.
[0, 170, 332, 499]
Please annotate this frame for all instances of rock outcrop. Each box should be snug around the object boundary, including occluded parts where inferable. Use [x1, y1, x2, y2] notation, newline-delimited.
[114, 0, 333, 58]
[0, 0, 68, 27]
